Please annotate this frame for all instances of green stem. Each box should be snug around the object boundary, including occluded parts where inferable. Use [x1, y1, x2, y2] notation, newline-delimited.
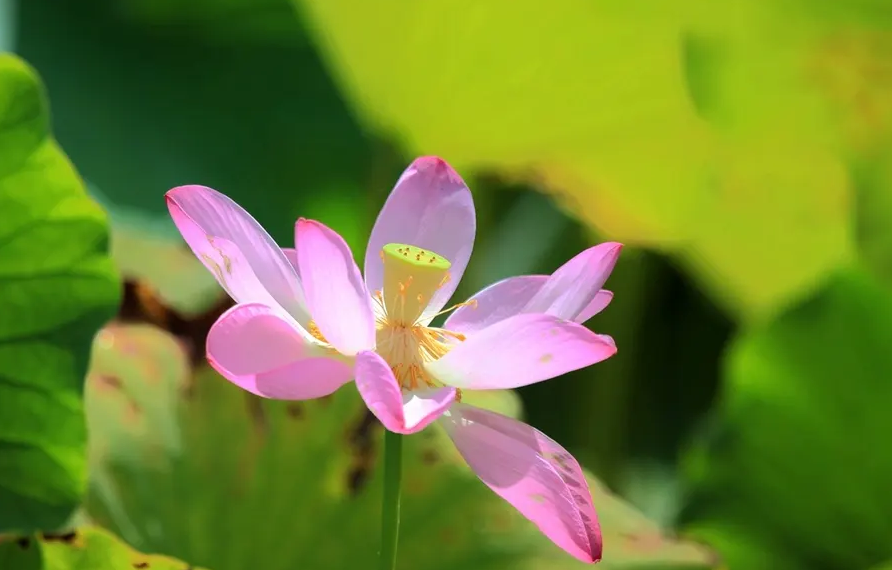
[378, 429, 403, 570]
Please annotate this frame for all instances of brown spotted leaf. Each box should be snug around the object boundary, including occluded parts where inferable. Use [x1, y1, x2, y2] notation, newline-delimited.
[0, 525, 208, 570]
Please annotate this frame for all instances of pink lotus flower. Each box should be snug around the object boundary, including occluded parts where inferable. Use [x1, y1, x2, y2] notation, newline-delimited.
[166, 157, 620, 563]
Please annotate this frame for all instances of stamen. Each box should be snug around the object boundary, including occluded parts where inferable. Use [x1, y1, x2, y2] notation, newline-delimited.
[307, 321, 329, 344]
[426, 298, 478, 321]
[435, 329, 467, 342]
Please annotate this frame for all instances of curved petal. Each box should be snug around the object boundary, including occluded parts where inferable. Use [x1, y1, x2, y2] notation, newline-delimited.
[296, 219, 375, 356]
[441, 404, 601, 563]
[445, 275, 547, 335]
[574, 290, 613, 324]
[206, 304, 352, 400]
[595, 334, 616, 350]
[427, 313, 616, 389]
[444, 248, 618, 334]
[207, 303, 311, 376]
[523, 243, 622, 321]
[208, 357, 353, 400]
[364, 157, 476, 323]
[355, 351, 455, 434]
[166, 185, 309, 324]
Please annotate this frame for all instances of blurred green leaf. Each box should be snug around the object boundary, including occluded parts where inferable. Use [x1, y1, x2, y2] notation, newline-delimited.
[0, 525, 208, 570]
[291, 0, 885, 319]
[85, 324, 718, 570]
[677, 524, 807, 570]
[293, 0, 712, 249]
[678, 138, 852, 320]
[678, 1, 867, 319]
[820, 28, 892, 293]
[110, 0, 305, 42]
[0, 0, 15, 51]
[682, 269, 892, 568]
[855, 152, 892, 292]
[0, 54, 120, 533]
[687, 3, 892, 315]
[86, 325, 187, 468]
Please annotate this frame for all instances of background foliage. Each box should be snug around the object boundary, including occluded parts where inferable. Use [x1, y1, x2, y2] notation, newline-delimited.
[1, 0, 891, 568]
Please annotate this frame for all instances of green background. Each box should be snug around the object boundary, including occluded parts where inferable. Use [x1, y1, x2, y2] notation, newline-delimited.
[1, 0, 891, 568]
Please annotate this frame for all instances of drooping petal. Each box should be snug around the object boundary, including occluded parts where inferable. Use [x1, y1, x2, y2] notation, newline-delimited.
[295, 219, 375, 356]
[574, 290, 613, 324]
[206, 303, 352, 399]
[441, 404, 601, 563]
[364, 157, 476, 323]
[166, 185, 309, 323]
[445, 275, 547, 335]
[354, 351, 455, 434]
[426, 313, 616, 389]
[523, 243, 622, 321]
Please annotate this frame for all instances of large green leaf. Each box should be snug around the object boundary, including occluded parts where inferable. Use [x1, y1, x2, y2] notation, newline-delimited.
[682, 269, 892, 568]
[290, 0, 885, 319]
[676, 0, 884, 318]
[0, 525, 209, 570]
[85, 323, 718, 570]
[0, 54, 120, 533]
[293, 0, 712, 249]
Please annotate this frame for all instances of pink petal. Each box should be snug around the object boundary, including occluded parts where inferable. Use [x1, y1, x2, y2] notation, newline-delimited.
[249, 359, 354, 400]
[574, 290, 614, 324]
[442, 404, 601, 563]
[166, 185, 309, 323]
[207, 304, 308, 375]
[595, 334, 616, 350]
[206, 303, 352, 400]
[296, 219, 375, 356]
[281, 248, 300, 277]
[523, 243, 622, 321]
[354, 351, 455, 434]
[444, 250, 618, 334]
[445, 275, 547, 335]
[363, 157, 475, 323]
[426, 313, 616, 389]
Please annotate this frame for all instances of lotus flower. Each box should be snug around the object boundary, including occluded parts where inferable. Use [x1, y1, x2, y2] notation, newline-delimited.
[166, 157, 620, 563]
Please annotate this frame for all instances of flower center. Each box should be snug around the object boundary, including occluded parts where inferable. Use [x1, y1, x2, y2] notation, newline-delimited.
[373, 243, 472, 395]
